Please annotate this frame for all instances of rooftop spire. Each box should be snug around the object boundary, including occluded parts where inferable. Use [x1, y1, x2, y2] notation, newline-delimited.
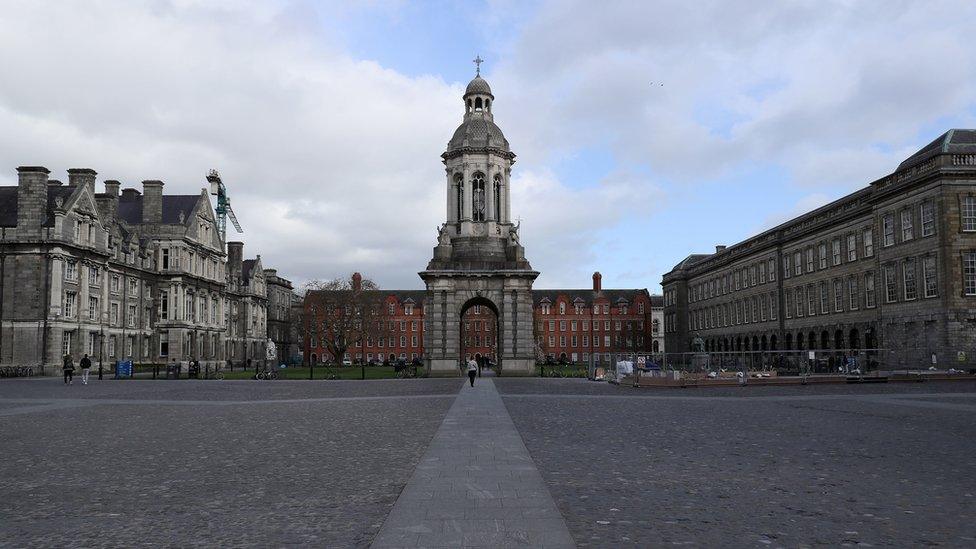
[473, 54, 483, 76]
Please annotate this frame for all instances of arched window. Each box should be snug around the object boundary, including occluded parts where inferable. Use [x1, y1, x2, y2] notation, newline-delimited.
[472, 172, 486, 222]
[454, 173, 463, 221]
[474, 97, 483, 110]
[493, 174, 501, 220]
[466, 99, 472, 113]
[485, 99, 491, 112]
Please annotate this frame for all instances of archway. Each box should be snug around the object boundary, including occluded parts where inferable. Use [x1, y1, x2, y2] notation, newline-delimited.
[820, 331, 829, 350]
[770, 334, 778, 351]
[834, 330, 844, 349]
[460, 297, 500, 373]
[785, 333, 793, 350]
[849, 328, 860, 350]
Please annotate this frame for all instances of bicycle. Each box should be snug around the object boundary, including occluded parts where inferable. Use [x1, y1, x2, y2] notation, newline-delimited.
[254, 368, 278, 380]
[202, 366, 225, 380]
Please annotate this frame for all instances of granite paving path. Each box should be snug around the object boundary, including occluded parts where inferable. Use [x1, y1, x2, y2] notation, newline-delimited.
[371, 378, 575, 548]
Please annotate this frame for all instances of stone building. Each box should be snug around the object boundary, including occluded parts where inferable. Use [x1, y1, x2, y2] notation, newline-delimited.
[224, 242, 268, 368]
[265, 268, 297, 365]
[0, 165, 285, 372]
[662, 129, 976, 369]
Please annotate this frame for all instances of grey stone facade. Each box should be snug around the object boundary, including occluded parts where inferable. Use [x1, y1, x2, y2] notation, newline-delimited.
[662, 129, 976, 369]
[420, 72, 539, 376]
[264, 267, 297, 364]
[0, 166, 283, 373]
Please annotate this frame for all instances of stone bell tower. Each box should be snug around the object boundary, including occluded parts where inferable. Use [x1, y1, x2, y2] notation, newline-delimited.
[420, 60, 539, 376]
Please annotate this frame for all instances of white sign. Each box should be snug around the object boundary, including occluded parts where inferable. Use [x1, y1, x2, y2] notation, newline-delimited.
[808, 351, 815, 360]
[637, 356, 646, 365]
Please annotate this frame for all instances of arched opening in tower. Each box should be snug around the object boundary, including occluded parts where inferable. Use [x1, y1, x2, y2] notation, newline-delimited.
[460, 298, 499, 375]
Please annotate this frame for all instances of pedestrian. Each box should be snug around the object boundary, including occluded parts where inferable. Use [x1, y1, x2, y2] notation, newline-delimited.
[80, 353, 92, 385]
[467, 357, 478, 387]
[62, 354, 75, 385]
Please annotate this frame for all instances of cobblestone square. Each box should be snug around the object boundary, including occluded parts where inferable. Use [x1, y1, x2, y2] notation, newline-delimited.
[2, 378, 975, 548]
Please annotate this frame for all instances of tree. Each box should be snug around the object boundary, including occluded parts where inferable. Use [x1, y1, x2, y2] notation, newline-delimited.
[300, 273, 387, 370]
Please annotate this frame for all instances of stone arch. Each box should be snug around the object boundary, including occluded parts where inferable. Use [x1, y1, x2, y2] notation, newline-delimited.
[820, 330, 830, 350]
[849, 328, 860, 350]
[785, 333, 793, 350]
[770, 334, 778, 351]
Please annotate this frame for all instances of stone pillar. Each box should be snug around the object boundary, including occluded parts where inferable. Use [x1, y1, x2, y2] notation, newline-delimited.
[503, 169, 512, 223]
[142, 180, 163, 224]
[49, 257, 63, 318]
[445, 169, 455, 223]
[462, 167, 472, 221]
[16, 166, 50, 239]
[486, 160, 496, 222]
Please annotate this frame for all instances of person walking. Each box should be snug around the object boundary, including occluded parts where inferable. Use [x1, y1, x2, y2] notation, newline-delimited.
[467, 357, 478, 387]
[62, 354, 75, 385]
[80, 354, 92, 385]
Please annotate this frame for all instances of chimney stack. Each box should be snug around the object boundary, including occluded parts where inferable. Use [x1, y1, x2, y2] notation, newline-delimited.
[227, 241, 244, 275]
[142, 180, 163, 224]
[352, 272, 363, 292]
[592, 271, 602, 292]
[16, 166, 50, 237]
[103, 180, 120, 220]
[67, 168, 97, 194]
[715, 245, 727, 253]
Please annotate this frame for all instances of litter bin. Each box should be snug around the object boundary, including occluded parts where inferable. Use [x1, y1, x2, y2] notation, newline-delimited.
[166, 363, 178, 379]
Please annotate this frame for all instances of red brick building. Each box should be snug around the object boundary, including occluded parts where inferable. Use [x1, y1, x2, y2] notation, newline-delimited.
[303, 272, 661, 366]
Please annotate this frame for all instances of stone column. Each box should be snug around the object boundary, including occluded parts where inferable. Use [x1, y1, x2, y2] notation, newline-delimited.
[503, 169, 512, 223]
[445, 169, 455, 223]
[49, 257, 63, 317]
[462, 166, 472, 221]
[486, 159, 496, 222]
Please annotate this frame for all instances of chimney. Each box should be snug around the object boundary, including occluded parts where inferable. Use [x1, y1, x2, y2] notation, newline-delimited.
[47, 179, 63, 187]
[120, 188, 141, 200]
[17, 166, 50, 237]
[67, 168, 97, 194]
[592, 271, 602, 292]
[352, 272, 363, 292]
[227, 241, 244, 274]
[715, 245, 727, 253]
[103, 180, 121, 220]
[142, 180, 163, 223]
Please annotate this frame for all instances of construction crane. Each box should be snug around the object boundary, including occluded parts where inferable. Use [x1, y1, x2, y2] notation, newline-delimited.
[206, 169, 243, 239]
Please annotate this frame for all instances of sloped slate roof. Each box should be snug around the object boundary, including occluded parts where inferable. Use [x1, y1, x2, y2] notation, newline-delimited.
[669, 253, 712, 272]
[898, 129, 976, 170]
[117, 193, 200, 225]
[0, 185, 78, 228]
[242, 259, 257, 282]
[530, 289, 649, 306]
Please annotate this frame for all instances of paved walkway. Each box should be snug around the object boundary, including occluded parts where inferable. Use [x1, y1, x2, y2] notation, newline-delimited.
[372, 378, 575, 548]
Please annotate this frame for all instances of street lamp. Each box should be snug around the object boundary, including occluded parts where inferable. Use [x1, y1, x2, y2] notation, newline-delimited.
[98, 326, 104, 380]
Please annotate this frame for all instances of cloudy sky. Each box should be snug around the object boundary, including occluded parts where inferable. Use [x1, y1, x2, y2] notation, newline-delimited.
[2, 0, 974, 292]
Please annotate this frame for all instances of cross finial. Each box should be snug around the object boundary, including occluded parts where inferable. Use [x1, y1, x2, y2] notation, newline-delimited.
[473, 55, 484, 76]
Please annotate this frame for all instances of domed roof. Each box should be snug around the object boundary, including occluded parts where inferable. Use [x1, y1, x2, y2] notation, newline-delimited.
[464, 75, 493, 97]
[446, 116, 509, 153]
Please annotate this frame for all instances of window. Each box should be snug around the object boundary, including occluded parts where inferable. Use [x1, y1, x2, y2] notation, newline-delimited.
[806, 248, 814, 273]
[883, 215, 895, 246]
[884, 264, 897, 303]
[64, 291, 76, 317]
[160, 331, 169, 357]
[769, 292, 777, 320]
[866, 272, 876, 308]
[923, 256, 938, 298]
[863, 228, 874, 257]
[848, 277, 860, 310]
[161, 248, 170, 270]
[734, 271, 741, 290]
[807, 285, 816, 316]
[833, 279, 843, 312]
[759, 261, 766, 283]
[818, 244, 827, 269]
[750, 266, 757, 286]
[794, 287, 803, 317]
[760, 295, 767, 321]
[160, 290, 169, 320]
[548, 320, 555, 331]
[110, 275, 120, 293]
[88, 297, 98, 320]
[88, 332, 96, 355]
[638, 302, 645, 314]
[559, 320, 567, 331]
[582, 320, 588, 331]
[819, 282, 828, 314]
[963, 196, 976, 232]
[559, 336, 566, 347]
[604, 320, 610, 331]
[128, 304, 136, 327]
[89, 266, 100, 286]
[128, 278, 138, 294]
[831, 239, 841, 266]
[65, 261, 77, 281]
[793, 252, 802, 275]
[903, 258, 917, 300]
[559, 302, 566, 314]
[847, 234, 857, 262]
[110, 303, 119, 324]
[62, 331, 72, 357]
[921, 202, 935, 237]
[901, 210, 914, 241]
[783, 255, 791, 279]
[604, 335, 611, 347]
[603, 304, 609, 314]
[405, 304, 414, 315]
[964, 252, 976, 296]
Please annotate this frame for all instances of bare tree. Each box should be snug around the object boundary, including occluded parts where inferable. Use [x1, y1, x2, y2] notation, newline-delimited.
[299, 273, 387, 367]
